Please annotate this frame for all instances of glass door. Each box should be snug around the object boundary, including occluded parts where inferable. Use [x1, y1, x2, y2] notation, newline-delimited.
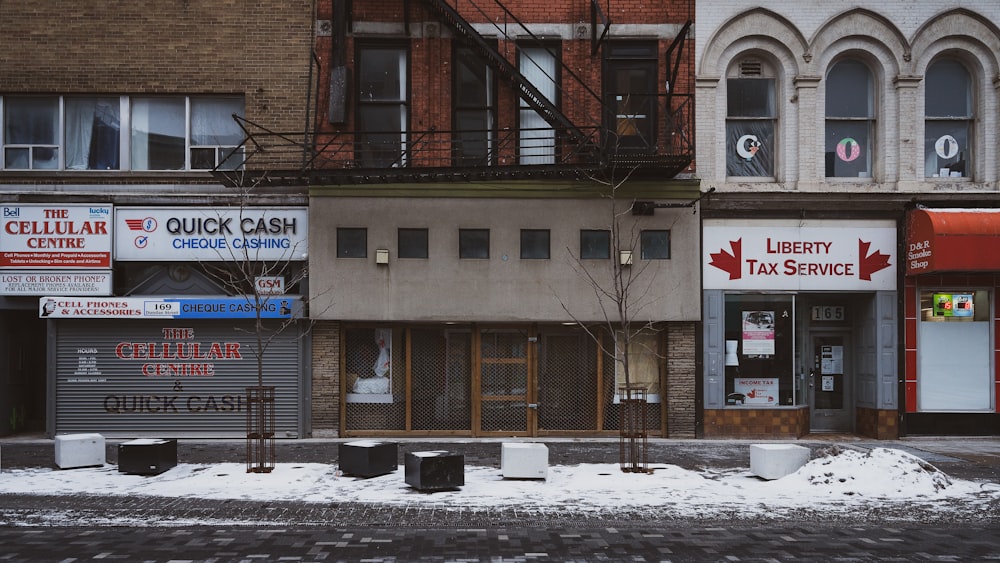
[808, 332, 852, 432]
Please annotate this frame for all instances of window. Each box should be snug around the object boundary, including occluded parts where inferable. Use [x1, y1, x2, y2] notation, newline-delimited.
[398, 228, 428, 259]
[1, 95, 243, 171]
[726, 58, 776, 177]
[357, 45, 407, 168]
[3, 97, 59, 169]
[66, 97, 121, 170]
[190, 97, 245, 170]
[605, 42, 658, 151]
[519, 44, 558, 164]
[520, 229, 550, 259]
[640, 230, 669, 260]
[825, 59, 874, 178]
[459, 229, 489, 259]
[337, 228, 367, 258]
[917, 290, 991, 411]
[454, 45, 495, 166]
[925, 58, 973, 178]
[580, 230, 610, 259]
[724, 294, 798, 406]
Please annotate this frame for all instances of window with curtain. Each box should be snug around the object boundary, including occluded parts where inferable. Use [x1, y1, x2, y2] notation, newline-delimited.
[1, 95, 243, 171]
[357, 45, 408, 168]
[190, 97, 245, 170]
[454, 45, 495, 166]
[924, 58, 973, 178]
[825, 59, 874, 178]
[519, 44, 558, 164]
[3, 97, 59, 170]
[66, 97, 121, 170]
[726, 58, 776, 177]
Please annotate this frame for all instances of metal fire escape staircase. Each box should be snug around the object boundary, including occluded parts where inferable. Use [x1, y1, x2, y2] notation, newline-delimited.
[421, 0, 601, 163]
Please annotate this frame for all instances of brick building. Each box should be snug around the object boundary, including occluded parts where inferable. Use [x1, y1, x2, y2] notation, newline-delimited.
[0, 1, 315, 438]
[696, 2, 1000, 438]
[267, 0, 700, 438]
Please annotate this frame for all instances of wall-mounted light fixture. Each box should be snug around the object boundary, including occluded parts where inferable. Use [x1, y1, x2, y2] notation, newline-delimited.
[619, 250, 633, 266]
[375, 248, 389, 265]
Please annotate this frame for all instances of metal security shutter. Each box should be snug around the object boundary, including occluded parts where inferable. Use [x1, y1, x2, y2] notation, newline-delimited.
[53, 319, 302, 438]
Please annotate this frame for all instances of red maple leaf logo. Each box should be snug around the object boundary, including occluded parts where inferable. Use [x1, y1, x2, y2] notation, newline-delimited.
[858, 239, 891, 281]
[709, 239, 742, 280]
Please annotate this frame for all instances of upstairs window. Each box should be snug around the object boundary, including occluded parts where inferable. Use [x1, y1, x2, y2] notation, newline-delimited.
[459, 229, 489, 259]
[605, 42, 658, 152]
[640, 230, 670, 260]
[454, 45, 495, 166]
[520, 229, 550, 259]
[1, 95, 243, 171]
[726, 58, 775, 177]
[357, 45, 408, 168]
[337, 228, 367, 258]
[925, 58, 973, 178]
[3, 97, 59, 170]
[519, 44, 558, 165]
[825, 59, 874, 178]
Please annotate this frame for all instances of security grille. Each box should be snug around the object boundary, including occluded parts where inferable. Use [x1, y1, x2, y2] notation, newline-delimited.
[537, 331, 598, 431]
[479, 329, 528, 433]
[410, 329, 472, 430]
[341, 324, 664, 436]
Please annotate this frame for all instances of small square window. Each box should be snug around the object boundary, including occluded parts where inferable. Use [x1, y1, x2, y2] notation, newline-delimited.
[459, 229, 490, 259]
[641, 230, 670, 260]
[337, 228, 367, 258]
[398, 228, 428, 259]
[520, 229, 550, 259]
[580, 230, 610, 259]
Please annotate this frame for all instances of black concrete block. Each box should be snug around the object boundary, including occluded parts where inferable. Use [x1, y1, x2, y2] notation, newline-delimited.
[405, 450, 464, 490]
[118, 438, 177, 475]
[338, 440, 398, 477]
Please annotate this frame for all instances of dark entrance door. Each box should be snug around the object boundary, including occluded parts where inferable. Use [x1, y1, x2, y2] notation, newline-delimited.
[808, 332, 852, 432]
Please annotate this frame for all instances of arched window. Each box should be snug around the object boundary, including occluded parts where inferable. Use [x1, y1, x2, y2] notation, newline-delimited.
[726, 57, 776, 177]
[825, 59, 874, 178]
[924, 58, 973, 178]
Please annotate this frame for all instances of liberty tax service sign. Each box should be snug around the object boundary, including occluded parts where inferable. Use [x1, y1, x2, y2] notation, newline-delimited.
[115, 207, 308, 262]
[1, 204, 112, 269]
[703, 219, 896, 291]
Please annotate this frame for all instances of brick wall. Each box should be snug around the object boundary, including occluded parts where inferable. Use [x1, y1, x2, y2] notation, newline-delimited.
[310, 321, 341, 437]
[0, 0, 313, 134]
[667, 321, 696, 438]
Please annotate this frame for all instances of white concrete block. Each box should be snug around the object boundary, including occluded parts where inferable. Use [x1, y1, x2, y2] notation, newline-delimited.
[750, 443, 810, 480]
[54, 433, 106, 469]
[501, 442, 548, 479]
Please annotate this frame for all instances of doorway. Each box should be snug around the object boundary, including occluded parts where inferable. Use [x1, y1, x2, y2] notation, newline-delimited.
[808, 331, 853, 432]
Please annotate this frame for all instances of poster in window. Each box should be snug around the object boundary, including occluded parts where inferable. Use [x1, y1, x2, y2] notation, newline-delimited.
[933, 293, 973, 317]
[741, 310, 775, 355]
[734, 378, 777, 405]
[820, 345, 843, 375]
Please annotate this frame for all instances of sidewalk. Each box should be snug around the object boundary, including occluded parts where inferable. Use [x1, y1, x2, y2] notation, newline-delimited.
[1, 435, 998, 528]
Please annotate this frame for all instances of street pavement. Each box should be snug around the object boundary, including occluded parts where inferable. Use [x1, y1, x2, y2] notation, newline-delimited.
[1, 434, 999, 562]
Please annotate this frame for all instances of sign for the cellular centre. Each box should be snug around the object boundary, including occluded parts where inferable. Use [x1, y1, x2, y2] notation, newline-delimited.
[703, 220, 896, 291]
[0, 204, 112, 268]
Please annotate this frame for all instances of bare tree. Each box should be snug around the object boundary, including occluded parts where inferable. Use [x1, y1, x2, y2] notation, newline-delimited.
[559, 163, 678, 474]
[204, 169, 311, 473]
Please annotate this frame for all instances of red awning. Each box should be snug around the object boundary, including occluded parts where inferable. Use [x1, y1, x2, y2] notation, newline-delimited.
[906, 208, 1000, 275]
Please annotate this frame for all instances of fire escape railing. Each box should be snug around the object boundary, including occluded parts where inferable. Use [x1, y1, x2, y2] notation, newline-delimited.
[212, 1, 694, 187]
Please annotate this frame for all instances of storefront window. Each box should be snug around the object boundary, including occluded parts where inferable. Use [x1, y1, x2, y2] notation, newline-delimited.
[917, 290, 992, 411]
[724, 294, 799, 406]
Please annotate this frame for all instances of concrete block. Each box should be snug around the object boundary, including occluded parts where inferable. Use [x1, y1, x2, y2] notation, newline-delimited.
[54, 433, 106, 469]
[750, 443, 810, 480]
[339, 440, 398, 477]
[118, 438, 177, 475]
[405, 451, 464, 490]
[501, 442, 548, 479]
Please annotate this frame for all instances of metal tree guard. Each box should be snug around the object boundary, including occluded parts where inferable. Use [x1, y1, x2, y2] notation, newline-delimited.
[619, 385, 650, 473]
[246, 385, 276, 473]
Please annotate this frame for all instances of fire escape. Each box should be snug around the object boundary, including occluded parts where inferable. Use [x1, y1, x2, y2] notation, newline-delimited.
[215, 0, 693, 187]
